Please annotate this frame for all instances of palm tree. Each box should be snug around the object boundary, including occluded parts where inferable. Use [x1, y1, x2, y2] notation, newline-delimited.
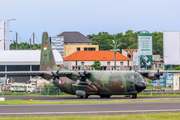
[110, 40, 120, 70]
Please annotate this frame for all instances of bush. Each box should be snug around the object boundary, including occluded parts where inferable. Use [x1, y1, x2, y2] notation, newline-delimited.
[41, 84, 65, 95]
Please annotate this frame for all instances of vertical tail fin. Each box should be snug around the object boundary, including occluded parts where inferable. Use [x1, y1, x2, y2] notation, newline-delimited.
[40, 32, 57, 71]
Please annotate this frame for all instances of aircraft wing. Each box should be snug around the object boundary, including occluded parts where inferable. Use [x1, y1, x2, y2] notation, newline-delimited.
[138, 70, 180, 74]
[0, 71, 76, 80]
[0, 71, 48, 76]
[138, 70, 180, 80]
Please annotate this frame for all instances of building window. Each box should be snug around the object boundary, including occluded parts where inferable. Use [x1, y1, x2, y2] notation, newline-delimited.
[0, 65, 5, 71]
[81, 62, 84, 70]
[84, 47, 87, 51]
[7, 65, 30, 71]
[88, 47, 96, 51]
[32, 65, 40, 71]
[107, 62, 110, 70]
[76, 61, 77, 65]
[77, 47, 80, 51]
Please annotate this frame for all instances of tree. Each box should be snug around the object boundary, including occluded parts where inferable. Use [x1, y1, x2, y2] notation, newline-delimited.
[87, 30, 163, 56]
[110, 40, 120, 70]
[91, 60, 101, 70]
[10, 42, 41, 50]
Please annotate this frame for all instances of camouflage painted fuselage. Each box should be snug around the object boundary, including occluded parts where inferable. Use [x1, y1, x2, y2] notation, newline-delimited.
[53, 71, 144, 95]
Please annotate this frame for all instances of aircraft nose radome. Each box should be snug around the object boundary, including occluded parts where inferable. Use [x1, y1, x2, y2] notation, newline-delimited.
[135, 81, 146, 93]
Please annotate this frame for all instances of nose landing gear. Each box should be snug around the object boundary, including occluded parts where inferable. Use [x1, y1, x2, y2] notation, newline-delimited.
[130, 94, 137, 99]
[100, 95, 111, 98]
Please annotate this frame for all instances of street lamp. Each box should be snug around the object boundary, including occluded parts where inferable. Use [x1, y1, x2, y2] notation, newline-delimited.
[110, 40, 120, 70]
[6, 19, 16, 21]
[0, 27, 5, 50]
[0, 19, 16, 50]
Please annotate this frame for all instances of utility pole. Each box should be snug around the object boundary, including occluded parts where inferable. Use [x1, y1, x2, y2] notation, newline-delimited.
[114, 51, 116, 70]
[16, 32, 18, 50]
[30, 38, 31, 50]
[33, 33, 35, 49]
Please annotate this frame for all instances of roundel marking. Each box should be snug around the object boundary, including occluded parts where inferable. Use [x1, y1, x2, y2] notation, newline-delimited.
[59, 80, 62, 85]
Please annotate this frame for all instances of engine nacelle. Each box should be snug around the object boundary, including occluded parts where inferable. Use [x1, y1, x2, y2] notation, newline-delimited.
[148, 73, 156, 79]
[141, 73, 157, 80]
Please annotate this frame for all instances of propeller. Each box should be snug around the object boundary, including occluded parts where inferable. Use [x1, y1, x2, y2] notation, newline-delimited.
[78, 71, 90, 81]
[72, 71, 90, 86]
[47, 66, 61, 83]
[52, 70, 60, 80]
[78, 72, 86, 81]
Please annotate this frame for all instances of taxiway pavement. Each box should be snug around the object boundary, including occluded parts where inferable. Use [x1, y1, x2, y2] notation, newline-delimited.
[1, 101, 180, 117]
[1, 96, 180, 117]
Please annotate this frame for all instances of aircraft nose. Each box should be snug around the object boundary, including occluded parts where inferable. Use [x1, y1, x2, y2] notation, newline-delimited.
[135, 81, 146, 93]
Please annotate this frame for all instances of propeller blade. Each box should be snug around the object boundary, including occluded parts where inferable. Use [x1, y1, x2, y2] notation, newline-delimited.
[46, 67, 52, 72]
[50, 79, 53, 83]
[46, 66, 61, 81]
[56, 66, 61, 74]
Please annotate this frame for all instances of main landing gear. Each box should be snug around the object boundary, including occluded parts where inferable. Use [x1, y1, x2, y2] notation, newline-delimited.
[100, 95, 111, 98]
[77, 94, 89, 99]
[130, 94, 137, 99]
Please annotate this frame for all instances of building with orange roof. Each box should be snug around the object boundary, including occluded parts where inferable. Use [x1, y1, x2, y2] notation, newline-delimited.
[63, 51, 131, 70]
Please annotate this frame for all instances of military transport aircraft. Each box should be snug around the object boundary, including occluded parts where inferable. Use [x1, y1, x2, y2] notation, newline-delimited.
[0, 32, 177, 99]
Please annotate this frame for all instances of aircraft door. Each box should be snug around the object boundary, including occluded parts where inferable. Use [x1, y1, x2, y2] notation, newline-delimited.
[126, 74, 136, 92]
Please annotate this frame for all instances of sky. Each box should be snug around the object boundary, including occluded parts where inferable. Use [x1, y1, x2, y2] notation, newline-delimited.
[1, 0, 180, 43]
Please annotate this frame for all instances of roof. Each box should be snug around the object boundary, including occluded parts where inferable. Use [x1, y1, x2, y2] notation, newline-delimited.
[64, 51, 131, 61]
[123, 49, 138, 54]
[58, 32, 93, 43]
[0, 50, 63, 65]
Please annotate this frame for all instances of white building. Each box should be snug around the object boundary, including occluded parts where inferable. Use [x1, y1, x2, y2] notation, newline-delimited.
[0, 50, 63, 82]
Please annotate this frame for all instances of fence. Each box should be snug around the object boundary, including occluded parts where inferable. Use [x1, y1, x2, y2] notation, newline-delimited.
[141, 89, 180, 95]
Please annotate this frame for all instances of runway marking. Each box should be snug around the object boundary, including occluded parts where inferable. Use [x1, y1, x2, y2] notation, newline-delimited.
[1, 109, 180, 115]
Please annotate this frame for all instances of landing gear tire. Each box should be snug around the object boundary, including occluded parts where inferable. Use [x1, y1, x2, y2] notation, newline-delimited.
[100, 95, 105, 98]
[85, 94, 89, 98]
[130, 94, 137, 99]
[106, 95, 111, 98]
[78, 96, 83, 99]
[100, 95, 111, 98]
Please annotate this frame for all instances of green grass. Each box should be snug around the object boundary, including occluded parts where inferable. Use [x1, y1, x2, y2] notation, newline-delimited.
[0, 91, 75, 97]
[1, 113, 180, 120]
[1, 99, 180, 105]
[137, 94, 180, 97]
[145, 84, 173, 89]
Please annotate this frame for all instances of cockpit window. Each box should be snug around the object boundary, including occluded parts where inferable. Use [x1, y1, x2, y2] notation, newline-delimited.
[127, 73, 144, 82]
[134, 75, 137, 79]
[127, 75, 135, 79]
[135, 73, 144, 82]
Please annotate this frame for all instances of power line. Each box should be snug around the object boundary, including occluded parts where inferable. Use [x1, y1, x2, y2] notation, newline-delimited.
[35, 34, 40, 44]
